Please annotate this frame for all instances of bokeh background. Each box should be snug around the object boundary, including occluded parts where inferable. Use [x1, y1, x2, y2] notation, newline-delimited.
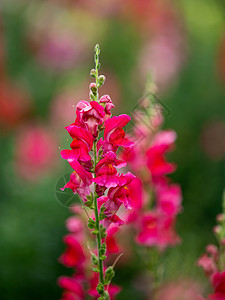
[0, 0, 225, 299]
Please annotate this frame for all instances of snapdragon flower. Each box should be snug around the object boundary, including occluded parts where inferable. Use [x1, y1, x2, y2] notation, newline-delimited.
[59, 45, 135, 299]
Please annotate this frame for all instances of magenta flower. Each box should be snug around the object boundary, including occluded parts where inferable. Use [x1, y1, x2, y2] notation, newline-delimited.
[75, 100, 105, 137]
[198, 244, 219, 280]
[146, 130, 177, 178]
[59, 235, 86, 268]
[61, 125, 93, 165]
[156, 183, 182, 217]
[58, 276, 84, 300]
[209, 272, 225, 300]
[107, 172, 135, 210]
[136, 212, 180, 250]
[106, 226, 121, 254]
[61, 160, 92, 201]
[104, 114, 134, 148]
[93, 151, 126, 188]
[15, 124, 58, 181]
[99, 95, 115, 121]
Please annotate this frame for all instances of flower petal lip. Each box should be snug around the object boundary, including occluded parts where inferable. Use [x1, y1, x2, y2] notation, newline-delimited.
[65, 124, 93, 150]
[95, 151, 126, 175]
[104, 114, 131, 141]
[69, 160, 92, 184]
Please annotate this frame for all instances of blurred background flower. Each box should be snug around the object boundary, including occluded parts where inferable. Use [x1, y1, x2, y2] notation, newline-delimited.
[0, 0, 224, 299]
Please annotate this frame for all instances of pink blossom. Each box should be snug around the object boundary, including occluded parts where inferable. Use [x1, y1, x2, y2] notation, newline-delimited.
[15, 125, 58, 181]
[75, 100, 105, 137]
[136, 212, 180, 250]
[61, 160, 92, 201]
[99, 95, 115, 121]
[66, 217, 84, 242]
[156, 279, 204, 300]
[104, 114, 134, 148]
[106, 226, 121, 254]
[59, 235, 86, 268]
[128, 177, 144, 210]
[146, 130, 177, 178]
[156, 183, 182, 217]
[93, 151, 126, 188]
[0, 80, 31, 131]
[61, 125, 93, 166]
[58, 276, 84, 300]
[107, 173, 135, 210]
[198, 244, 219, 279]
[209, 272, 225, 300]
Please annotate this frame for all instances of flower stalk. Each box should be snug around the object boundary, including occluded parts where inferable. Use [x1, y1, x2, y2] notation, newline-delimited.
[93, 139, 105, 292]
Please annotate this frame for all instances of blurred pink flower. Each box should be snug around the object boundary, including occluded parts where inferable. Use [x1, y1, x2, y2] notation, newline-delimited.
[136, 211, 180, 250]
[139, 30, 185, 91]
[15, 125, 58, 181]
[198, 244, 219, 280]
[155, 279, 204, 300]
[26, 2, 91, 71]
[59, 234, 86, 268]
[70, 0, 122, 17]
[58, 276, 84, 300]
[0, 80, 31, 131]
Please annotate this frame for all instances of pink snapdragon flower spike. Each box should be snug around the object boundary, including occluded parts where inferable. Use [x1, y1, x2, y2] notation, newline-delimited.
[59, 45, 134, 299]
[119, 92, 182, 252]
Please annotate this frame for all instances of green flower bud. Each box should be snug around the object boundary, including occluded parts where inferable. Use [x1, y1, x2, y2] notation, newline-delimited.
[88, 218, 95, 229]
[98, 75, 106, 87]
[97, 283, 104, 295]
[90, 83, 97, 95]
[90, 69, 96, 78]
[91, 253, 99, 265]
[104, 266, 115, 285]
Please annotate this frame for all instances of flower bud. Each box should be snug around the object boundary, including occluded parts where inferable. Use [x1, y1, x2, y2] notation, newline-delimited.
[90, 83, 97, 95]
[91, 253, 99, 265]
[88, 218, 95, 229]
[94, 44, 100, 54]
[90, 69, 96, 78]
[100, 95, 111, 103]
[217, 213, 225, 223]
[98, 75, 106, 87]
[104, 266, 115, 285]
[97, 283, 104, 294]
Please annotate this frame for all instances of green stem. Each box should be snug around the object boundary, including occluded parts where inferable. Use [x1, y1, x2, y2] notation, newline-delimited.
[93, 140, 105, 290]
[94, 44, 99, 101]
